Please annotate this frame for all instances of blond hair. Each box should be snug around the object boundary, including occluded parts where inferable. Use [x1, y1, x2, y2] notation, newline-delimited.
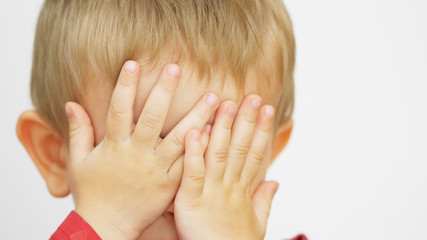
[31, 0, 295, 138]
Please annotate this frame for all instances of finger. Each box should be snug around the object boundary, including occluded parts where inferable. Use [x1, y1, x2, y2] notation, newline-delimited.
[168, 155, 183, 183]
[240, 105, 275, 184]
[66, 102, 95, 163]
[132, 64, 181, 147]
[105, 60, 140, 142]
[157, 93, 219, 169]
[179, 129, 206, 199]
[224, 94, 261, 184]
[201, 124, 212, 151]
[166, 124, 207, 181]
[252, 181, 279, 229]
[205, 100, 237, 184]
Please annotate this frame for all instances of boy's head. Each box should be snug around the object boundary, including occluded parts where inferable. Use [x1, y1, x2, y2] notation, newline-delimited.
[17, 0, 295, 238]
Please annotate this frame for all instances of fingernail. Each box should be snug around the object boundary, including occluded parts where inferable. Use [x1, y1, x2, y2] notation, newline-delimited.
[204, 124, 212, 134]
[124, 61, 138, 73]
[205, 93, 218, 106]
[251, 98, 261, 109]
[264, 106, 275, 118]
[228, 104, 237, 115]
[65, 104, 73, 117]
[167, 65, 180, 77]
[192, 130, 201, 141]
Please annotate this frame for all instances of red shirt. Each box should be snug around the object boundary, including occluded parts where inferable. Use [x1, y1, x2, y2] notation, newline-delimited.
[50, 211, 101, 240]
[50, 211, 307, 240]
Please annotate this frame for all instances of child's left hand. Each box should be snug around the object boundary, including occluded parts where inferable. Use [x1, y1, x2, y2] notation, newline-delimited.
[174, 95, 279, 240]
[65, 61, 218, 240]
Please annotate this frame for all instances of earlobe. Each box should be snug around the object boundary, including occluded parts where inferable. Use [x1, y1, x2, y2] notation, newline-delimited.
[270, 119, 294, 164]
[16, 110, 71, 197]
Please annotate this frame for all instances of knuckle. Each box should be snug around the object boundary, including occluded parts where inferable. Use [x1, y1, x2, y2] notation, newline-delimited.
[158, 179, 171, 191]
[141, 111, 162, 129]
[170, 132, 184, 150]
[117, 76, 134, 88]
[143, 165, 156, 177]
[256, 120, 273, 133]
[249, 150, 265, 165]
[188, 171, 205, 182]
[109, 104, 126, 121]
[258, 125, 272, 134]
[230, 184, 245, 198]
[213, 150, 228, 164]
[68, 125, 81, 139]
[157, 83, 174, 96]
[221, 120, 233, 130]
[232, 143, 250, 158]
[193, 109, 206, 125]
[103, 139, 121, 151]
[243, 114, 257, 125]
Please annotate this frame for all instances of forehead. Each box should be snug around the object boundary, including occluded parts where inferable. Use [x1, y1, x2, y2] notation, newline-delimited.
[83, 65, 278, 144]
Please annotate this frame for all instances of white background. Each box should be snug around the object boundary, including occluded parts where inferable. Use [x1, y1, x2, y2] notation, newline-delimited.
[1, 1, 426, 239]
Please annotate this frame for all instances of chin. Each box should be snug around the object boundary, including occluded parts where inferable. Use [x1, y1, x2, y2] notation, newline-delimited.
[137, 214, 179, 240]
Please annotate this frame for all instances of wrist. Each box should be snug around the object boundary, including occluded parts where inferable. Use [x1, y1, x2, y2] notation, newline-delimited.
[75, 206, 141, 240]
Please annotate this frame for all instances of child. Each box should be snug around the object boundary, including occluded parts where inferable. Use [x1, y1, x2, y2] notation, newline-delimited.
[16, 0, 304, 239]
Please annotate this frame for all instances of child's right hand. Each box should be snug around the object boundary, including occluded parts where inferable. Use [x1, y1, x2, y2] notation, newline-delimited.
[174, 95, 278, 240]
[65, 61, 218, 240]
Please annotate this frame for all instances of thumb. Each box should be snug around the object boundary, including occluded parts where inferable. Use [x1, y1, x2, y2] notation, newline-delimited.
[65, 102, 95, 163]
[252, 180, 279, 227]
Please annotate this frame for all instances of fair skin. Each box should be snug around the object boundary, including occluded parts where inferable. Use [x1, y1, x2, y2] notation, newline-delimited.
[16, 61, 293, 239]
[65, 61, 219, 239]
[175, 96, 278, 240]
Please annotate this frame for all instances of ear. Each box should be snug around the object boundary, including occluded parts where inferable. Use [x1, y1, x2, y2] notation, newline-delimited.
[16, 110, 70, 197]
[270, 119, 294, 164]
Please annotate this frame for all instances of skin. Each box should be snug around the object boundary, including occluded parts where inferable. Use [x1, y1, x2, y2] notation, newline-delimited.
[66, 61, 220, 239]
[175, 97, 278, 240]
[16, 60, 293, 240]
